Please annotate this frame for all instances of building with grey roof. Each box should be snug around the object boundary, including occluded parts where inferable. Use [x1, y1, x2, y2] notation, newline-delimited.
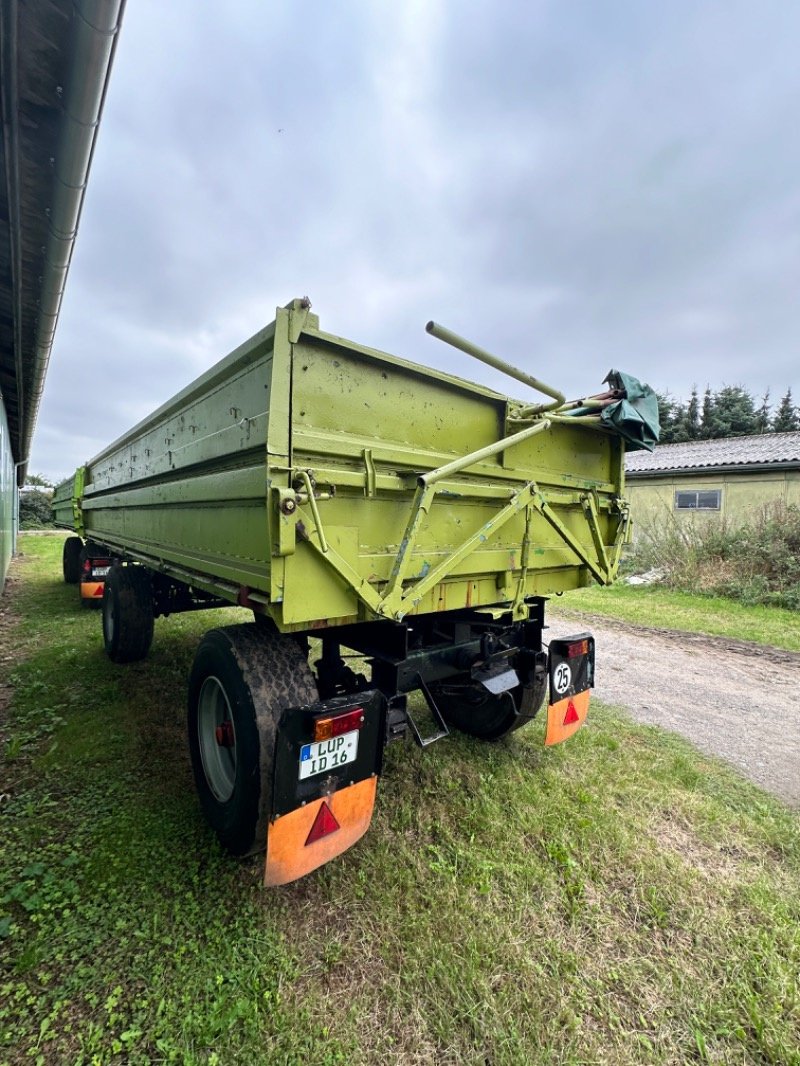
[624, 431, 800, 531]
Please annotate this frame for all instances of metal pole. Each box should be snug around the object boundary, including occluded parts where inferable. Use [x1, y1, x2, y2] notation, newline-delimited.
[422, 420, 551, 485]
[425, 321, 565, 409]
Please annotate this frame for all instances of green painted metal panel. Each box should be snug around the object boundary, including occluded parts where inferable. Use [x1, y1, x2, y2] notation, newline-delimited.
[52, 474, 77, 530]
[67, 299, 629, 630]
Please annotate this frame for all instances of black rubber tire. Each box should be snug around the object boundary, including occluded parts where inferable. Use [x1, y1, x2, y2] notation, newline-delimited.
[102, 563, 154, 663]
[429, 660, 548, 741]
[62, 537, 83, 584]
[187, 624, 318, 857]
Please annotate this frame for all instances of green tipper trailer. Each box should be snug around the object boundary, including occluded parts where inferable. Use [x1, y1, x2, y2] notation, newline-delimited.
[53, 298, 652, 885]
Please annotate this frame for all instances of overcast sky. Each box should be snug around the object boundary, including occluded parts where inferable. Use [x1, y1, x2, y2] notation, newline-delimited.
[30, 0, 800, 481]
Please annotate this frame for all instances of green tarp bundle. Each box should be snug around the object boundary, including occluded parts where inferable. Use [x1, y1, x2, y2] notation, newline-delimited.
[565, 370, 660, 452]
[598, 370, 660, 452]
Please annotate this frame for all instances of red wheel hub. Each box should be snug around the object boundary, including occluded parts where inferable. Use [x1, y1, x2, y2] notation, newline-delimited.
[215, 721, 234, 747]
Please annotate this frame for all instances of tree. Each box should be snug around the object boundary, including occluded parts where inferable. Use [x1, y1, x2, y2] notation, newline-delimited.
[708, 385, 757, 438]
[19, 474, 55, 528]
[664, 387, 700, 444]
[700, 387, 715, 439]
[655, 391, 685, 443]
[19, 489, 54, 528]
[773, 388, 800, 432]
[684, 386, 700, 440]
[754, 389, 771, 434]
[24, 472, 53, 489]
[655, 382, 796, 442]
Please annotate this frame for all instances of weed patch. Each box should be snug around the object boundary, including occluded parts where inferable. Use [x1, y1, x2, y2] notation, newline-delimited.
[628, 501, 800, 609]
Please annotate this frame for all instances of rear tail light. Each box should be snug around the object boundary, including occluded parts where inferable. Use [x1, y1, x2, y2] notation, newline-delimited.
[82, 558, 111, 576]
[567, 639, 589, 658]
[313, 707, 365, 742]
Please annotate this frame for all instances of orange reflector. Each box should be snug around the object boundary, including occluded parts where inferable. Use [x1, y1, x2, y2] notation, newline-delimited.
[312, 707, 365, 742]
[567, 639, 589, 658]
[563, 700, 580, 725]
[305, 802, 340, 846]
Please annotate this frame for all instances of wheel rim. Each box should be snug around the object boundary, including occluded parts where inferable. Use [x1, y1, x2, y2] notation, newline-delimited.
[197, 676, 237, 803]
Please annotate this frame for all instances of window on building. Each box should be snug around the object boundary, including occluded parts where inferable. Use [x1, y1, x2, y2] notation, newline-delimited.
[674, 489, 721, 511]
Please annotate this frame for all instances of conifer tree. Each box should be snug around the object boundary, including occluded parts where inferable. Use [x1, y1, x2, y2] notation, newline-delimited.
[700, 387, 714, 439]
[655, 391, 682, 442]
[773, 388, 800, 432]
[709, 385, 757, 438]
[754, 389, 771, 434]
[655, 383, 797, 442]
[685, 386, 700, 439]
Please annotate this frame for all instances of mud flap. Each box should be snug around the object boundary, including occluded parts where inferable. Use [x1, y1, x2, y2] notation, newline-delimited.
[265, 689, 385, 886]
[80, 581, 105, 601]
[545, 634, 594, 746]
[265, 776, 378, 886]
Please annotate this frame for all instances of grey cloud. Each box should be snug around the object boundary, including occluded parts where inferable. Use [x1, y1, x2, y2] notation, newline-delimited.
[30, 0, 800, 478]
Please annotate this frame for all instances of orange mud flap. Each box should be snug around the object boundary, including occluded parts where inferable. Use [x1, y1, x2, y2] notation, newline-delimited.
[265, 776, 378, 886]
[264, 689, 386, 887]
[545, 634, 595, 746]
[80, 581, 105, 601]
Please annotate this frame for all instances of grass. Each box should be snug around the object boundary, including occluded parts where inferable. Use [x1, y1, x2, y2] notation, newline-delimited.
[556, 583, 800, 653]
[1, 533, 799, 1065]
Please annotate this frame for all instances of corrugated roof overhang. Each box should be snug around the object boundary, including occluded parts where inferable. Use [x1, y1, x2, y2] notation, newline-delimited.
[0, 0, 125, 484]
[627, 460, 800, 480]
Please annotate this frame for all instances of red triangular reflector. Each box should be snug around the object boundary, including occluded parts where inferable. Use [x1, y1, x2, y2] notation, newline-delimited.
[305, 801, 340, 846]
[93, 585, 104, 596]
[563, 701, 580, 726]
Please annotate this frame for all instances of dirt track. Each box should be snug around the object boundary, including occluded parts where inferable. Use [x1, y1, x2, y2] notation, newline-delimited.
[548, 611, 800, 808]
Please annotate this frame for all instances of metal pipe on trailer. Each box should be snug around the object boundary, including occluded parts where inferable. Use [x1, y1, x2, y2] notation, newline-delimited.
[425, 320, 565, 414]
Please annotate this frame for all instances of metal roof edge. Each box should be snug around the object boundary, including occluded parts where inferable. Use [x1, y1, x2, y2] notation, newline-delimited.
[17, 0, 126, 485]
[626, 460, 800, 479]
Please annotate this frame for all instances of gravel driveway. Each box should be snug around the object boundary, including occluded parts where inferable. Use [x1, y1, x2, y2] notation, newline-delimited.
[548, 611, 800, 808]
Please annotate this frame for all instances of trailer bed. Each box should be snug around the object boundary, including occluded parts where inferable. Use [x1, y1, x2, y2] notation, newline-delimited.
[55, 299, 627, 630]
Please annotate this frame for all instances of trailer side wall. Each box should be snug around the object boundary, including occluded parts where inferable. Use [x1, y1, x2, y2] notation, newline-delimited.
[79, 321, 281, 593]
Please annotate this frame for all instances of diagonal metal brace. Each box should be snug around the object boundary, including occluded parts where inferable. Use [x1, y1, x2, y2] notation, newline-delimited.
[581, 490, 610, 577]
[530, 490, 611, 585]
[391, 481, 538, 619]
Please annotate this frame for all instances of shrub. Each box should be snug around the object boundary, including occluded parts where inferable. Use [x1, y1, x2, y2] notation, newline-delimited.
[627, 502, 800, 609]
[19, 489, 54, 529]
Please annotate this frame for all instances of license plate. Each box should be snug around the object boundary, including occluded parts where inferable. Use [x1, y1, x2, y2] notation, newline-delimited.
[299, 730, 359, 780]
[92, 566, 110, 578]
